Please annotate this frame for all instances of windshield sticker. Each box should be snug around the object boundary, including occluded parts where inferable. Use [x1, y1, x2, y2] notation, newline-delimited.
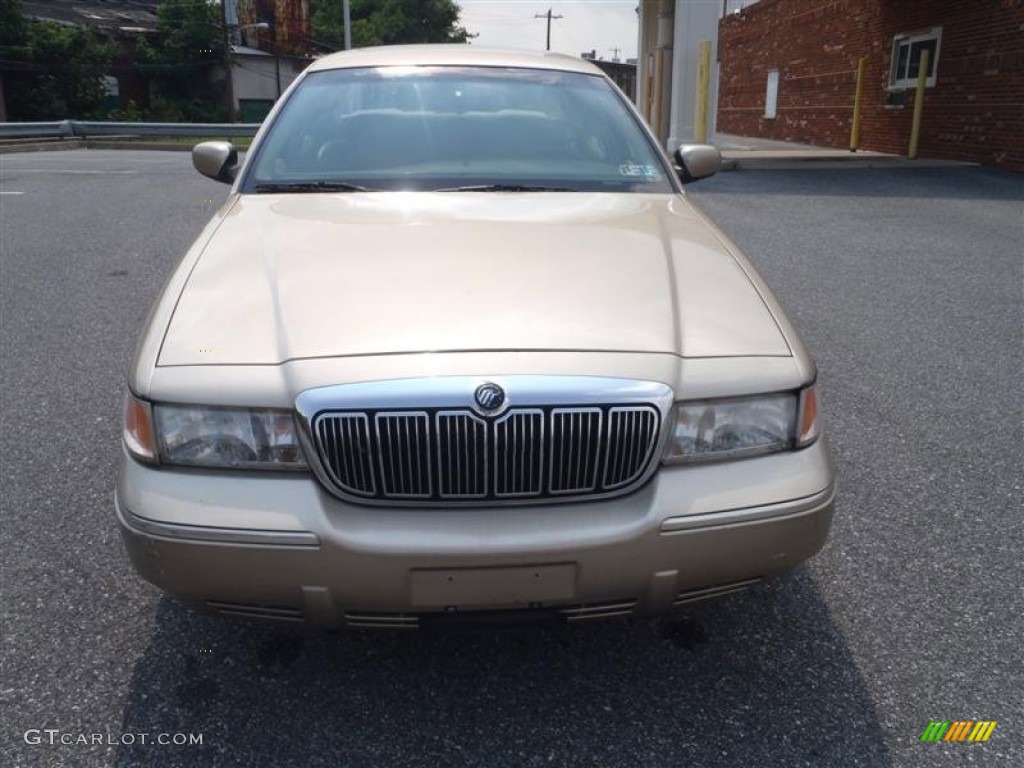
[619, 164, 661, 179]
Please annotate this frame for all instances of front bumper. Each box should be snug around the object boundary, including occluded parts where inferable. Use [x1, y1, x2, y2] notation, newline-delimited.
[115, 438, 834, 628]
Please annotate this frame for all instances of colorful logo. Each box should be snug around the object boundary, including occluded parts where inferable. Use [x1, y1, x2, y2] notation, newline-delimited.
[920, 721, 997, 742]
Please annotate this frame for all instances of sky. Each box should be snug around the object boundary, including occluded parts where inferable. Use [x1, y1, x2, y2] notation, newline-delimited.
[458, 1, 640, 62]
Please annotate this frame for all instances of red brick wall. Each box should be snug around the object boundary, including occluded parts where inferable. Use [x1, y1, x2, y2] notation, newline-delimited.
[717, 0, 1024, 169]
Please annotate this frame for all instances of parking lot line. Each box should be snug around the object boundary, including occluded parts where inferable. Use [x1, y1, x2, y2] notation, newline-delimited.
[7, 169, 137, 174]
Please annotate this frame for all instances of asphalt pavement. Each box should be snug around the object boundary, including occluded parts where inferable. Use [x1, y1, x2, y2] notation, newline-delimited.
[1, 150, 1021, 767]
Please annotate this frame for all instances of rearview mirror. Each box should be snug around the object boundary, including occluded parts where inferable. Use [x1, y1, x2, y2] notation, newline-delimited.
[192, 141, 239, 184]
[674, 144, 721, 184]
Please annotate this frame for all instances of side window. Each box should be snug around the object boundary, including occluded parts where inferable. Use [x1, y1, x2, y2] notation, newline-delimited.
[890, 28, 941, 89]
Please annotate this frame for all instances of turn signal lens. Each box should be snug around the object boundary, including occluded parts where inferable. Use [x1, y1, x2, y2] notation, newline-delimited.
[123, 392, 157, 463]
[797, 386, 820, 447]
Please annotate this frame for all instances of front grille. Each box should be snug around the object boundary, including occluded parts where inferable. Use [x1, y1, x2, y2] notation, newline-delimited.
[375, 411, 432, 498]
[436, 411, 488, 498]
[313, 403, 661, 505]
[549, 408, 602, 494]
[494, 410, 544, 497]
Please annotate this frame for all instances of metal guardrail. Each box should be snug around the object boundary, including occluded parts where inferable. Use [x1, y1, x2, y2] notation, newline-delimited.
[0, 121, 66, 138]
[0, 120, 261, 139]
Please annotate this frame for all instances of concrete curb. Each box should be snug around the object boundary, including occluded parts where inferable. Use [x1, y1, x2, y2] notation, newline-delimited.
[84, 140, 195, 151]
[719, 152, 975, 171]
[0, 139, 84, 153]
[0, 139, 250, 154]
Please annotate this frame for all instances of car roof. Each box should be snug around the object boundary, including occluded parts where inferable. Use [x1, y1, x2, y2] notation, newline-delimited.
[306, 44, 605, 76]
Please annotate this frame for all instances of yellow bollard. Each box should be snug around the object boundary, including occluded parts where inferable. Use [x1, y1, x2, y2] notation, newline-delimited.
[850, 56, 867, 151]
[652, 50, 665, 142]
[643, 50, 655, 123]
[908, 49, 929, 160]
[695, 40, 711, 144]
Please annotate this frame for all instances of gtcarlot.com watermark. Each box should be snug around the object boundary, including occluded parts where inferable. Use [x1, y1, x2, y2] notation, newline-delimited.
[24, 729, 203, 746]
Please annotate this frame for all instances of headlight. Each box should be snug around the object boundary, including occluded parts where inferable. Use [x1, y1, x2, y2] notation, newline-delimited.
[150, 403, 307, 469]
[662, 389, 817, 464]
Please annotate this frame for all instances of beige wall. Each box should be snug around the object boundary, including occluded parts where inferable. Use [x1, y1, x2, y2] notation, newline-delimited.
[637, 0, 721, 149]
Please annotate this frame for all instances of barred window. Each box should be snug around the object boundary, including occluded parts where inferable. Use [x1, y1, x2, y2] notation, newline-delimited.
[889, 28, 941, 89]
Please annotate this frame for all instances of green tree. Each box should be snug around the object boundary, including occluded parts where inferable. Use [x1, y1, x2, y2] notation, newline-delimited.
[1, 0, 115, 119]
[136, 0, 225, 121]
[311, 0, 472, 51]
[0, 0, 28, 49]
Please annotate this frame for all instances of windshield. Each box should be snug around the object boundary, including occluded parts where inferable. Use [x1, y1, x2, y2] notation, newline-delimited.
[242, 66, 674, 193]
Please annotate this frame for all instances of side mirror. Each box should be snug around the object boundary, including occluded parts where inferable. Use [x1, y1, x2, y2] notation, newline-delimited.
[674, 144, 721, 184]
[192, 141, 239, 184]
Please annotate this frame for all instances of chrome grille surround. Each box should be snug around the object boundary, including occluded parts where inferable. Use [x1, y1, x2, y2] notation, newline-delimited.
[296, 376, 674, 507]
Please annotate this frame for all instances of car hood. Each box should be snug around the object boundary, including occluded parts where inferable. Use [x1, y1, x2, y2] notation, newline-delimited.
[157, 192, 790, 366]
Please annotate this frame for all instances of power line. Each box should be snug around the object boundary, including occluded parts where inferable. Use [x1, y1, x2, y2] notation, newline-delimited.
[552, 17, 585, 54]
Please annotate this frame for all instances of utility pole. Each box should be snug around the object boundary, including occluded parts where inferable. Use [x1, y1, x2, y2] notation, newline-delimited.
[534, 8, 563, 51]
[343, 0, 352, 50]
[609, 47, 621, 62]
[220, 0, 235, 122]
[274, 39, 281, 99]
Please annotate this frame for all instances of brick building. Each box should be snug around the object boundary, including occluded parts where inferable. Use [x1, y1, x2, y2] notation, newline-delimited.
[717, 0, 1024, 169]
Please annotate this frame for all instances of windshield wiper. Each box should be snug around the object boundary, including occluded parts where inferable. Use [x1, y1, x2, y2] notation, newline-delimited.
[434, 184, 578, 193]
[255, 181, 373, 193]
